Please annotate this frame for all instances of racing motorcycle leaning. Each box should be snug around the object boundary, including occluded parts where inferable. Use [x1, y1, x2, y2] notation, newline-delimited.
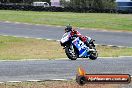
[60, 32, 98, 60]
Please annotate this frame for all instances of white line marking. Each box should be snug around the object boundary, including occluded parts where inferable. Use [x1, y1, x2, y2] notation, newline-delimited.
[35, 24, 41, 26]
[56, 40, 60, 42]
[46, 39, 54, 41]
[0, 56, 132, 62]
[27, 80, 42, 82]
[0, 59, 50, 62]
[99, 56, 132, 58]
[0, 76, 131, 83]
[15, 22, 20, 24]
[0, 79, 68, 83]
[99, 57, 114, 59]
[2, 35, 9, 37]
[0, 82, 4, 84]
[7, 81, 22, 83]
[1, 20, 132, 34]
[23, 37, 30, 38]
[36, 38, 43, 40]
[5, 21, 10, 23]
[120, 56, 132, 58]
[0, 33, 131, 48]
[51, 79, 67, 81]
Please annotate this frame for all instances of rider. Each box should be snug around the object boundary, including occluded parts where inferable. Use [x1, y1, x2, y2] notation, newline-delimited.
[64, 25, 92, 48]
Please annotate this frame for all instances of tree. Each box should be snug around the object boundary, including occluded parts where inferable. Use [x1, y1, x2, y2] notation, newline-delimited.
[0, 0, 50, 4]
[61, 0, 115, 9]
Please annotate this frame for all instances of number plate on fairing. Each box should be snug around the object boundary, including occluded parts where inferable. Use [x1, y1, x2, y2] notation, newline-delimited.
[72, 37, 89, 57]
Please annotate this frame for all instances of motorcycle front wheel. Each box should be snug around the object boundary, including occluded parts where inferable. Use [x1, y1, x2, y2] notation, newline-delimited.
[65, 45, 78, 60]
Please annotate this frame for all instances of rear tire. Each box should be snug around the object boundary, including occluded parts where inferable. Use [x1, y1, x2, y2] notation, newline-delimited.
[65, 46, 78, 60]
[89, 47, 98, 60]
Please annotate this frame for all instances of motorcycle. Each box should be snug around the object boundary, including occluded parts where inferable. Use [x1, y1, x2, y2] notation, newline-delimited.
[60, 32, 98, 60]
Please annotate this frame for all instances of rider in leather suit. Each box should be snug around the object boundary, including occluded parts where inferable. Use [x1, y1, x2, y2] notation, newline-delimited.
[64, 25, 92, 48]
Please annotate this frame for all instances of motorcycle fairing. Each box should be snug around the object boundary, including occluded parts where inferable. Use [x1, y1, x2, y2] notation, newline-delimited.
[72, 37, 90, 57]
[61, 32, 71, 44]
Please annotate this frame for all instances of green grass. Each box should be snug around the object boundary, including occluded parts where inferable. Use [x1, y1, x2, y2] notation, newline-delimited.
[0, 36, 132, 60]
[97, 45, 132, 57]
[0, 36, 65, 60]
[0, 10, 132, 31]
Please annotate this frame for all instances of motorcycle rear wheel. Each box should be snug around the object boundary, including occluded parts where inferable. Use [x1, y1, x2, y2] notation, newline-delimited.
[89, 50, 98, 60]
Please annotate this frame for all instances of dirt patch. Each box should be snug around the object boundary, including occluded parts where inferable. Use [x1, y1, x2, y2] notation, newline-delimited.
[0, 80, 131, 88]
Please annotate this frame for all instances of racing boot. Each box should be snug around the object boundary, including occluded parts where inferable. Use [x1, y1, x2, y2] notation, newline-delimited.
[85, 41, 92, 49]
[85, 42, 95, 52]
[89, 39, 95, 47]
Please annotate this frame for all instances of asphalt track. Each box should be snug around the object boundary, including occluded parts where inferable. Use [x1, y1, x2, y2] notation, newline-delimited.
[0, 57, 132, 82]
[0, 21, 132, 47]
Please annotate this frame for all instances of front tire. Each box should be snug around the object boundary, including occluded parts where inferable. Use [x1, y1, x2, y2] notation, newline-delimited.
[65, 45, 78, 60]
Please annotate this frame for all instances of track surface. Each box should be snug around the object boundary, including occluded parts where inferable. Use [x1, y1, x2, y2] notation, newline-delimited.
[0, 22, 132, 47]
[0, 57, 132, 82]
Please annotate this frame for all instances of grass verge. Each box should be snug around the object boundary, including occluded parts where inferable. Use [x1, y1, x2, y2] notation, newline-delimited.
[0, 80, 130, 88]
[0, 10, 132, 31]
[0, 36, 132, 60]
